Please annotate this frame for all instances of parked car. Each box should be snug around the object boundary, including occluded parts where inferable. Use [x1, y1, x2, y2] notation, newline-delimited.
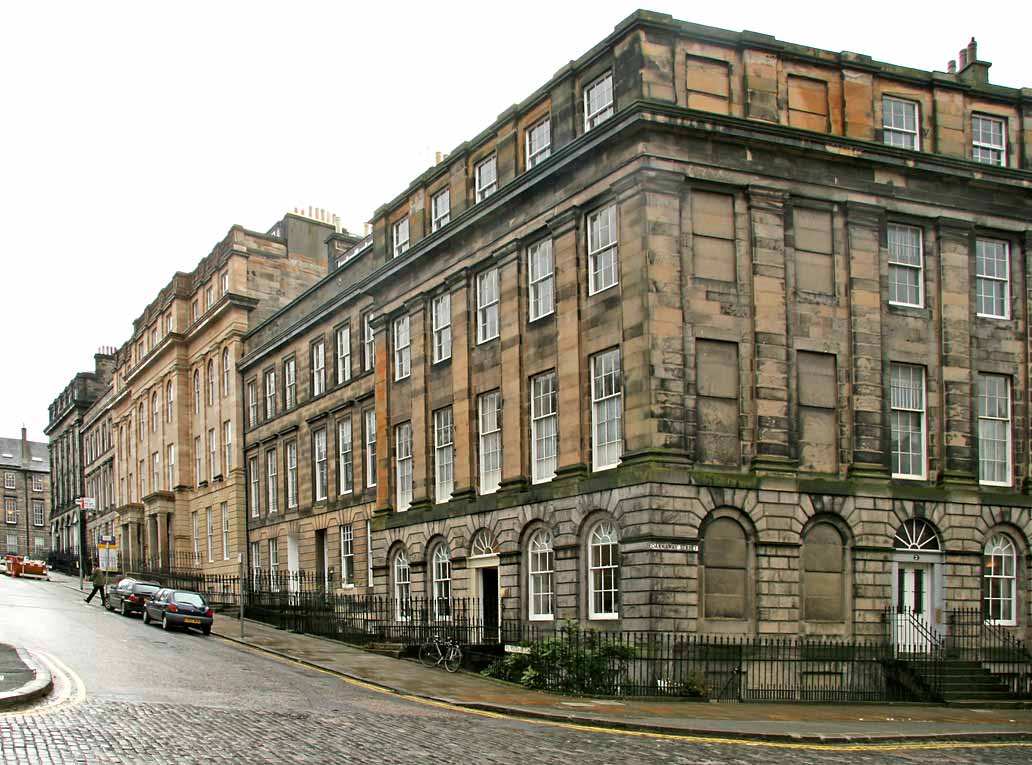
[143, 588, 214, 635]
[105, 578, 161, 617]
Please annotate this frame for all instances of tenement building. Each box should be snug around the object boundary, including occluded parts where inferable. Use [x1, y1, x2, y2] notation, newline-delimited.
[242, 11, 1032, 642]
[1, 429, 51, 558]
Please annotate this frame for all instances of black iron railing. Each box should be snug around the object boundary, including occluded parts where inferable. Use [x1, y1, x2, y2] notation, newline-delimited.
[948, 608, 1032, 698]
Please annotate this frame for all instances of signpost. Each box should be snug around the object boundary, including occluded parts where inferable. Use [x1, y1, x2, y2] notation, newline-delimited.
[75, 497, 96, 590]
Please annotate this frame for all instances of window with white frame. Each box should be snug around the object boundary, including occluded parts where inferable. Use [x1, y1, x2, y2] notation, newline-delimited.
[526, 116, 551, 168]
[434, 407, 454, 503]
[432, 293, 451, 363]
[247, 380, 257, 427]
[249, 456, 259, 517]
[584, 71, 614, 131]
[208, 428, 217, 479]
[223, 420, 232, 474]
[365, 409, 377, 488]
[587, 204, 618, 294]
[251, 541, 261, 585]
[4, 498, 15, 524]
[432, 543, 452, 620]
[221, 270, 229, 295]
[152, 451, 160, 493]
[475, 154, 497, 202]
[340, 523, 355, 586]
[591, 349, 623, 471]
[336, 325, 351, 385]
[194, 436, 203, 484]
[889, 363, 926, 479]
[393, 549, 411, 620]
[588, 521, 619, 619]
[978, 374, 1011, 486]
[972, 114, 1006, 166]
[882, 96, 919, 149]
[531, 371, 558, 483]
[983, 534, 1017, 625]
[150, 326, 157, 349]
[431, 188, 450, 232]
[193, 370, 201, 413]
[207, 360, 215, 405]
[264, 370, 276, 418]
[166, 381, 174, 422]
[314, 428, 328, 501]
[164, 312, 172, 334]
[206, 506, 214, 563]
[138, 403, 145, 440]
[976, 238, 1010, 319]
[887, 224, 923, 307]
[222, 348, 230, 396]
[151, 391, 159, 432]
[395, 422, 412, 511]
[269, 538, 279, 591]
[3, 473, 13, 490]
[192, 300, 199, 323]
[393, 315, 410, 380]
[478, 391, 502, 494]
[286, 441, 298, 508]
[266, 449, 278, 513]
[312, 341, 326, 397]
[32, 500, 44, 527]
[206, 285, 214, 310]
[528, 529, 555, 620]
[191, 511, 199, 563]
[166, 443, 175, 490]
[338, 418, 353, 494]
[221, 502, 229, 560]
[363, 314, 374, 372]
[284, 358, 296, 409]
[32, 474, 43, 492]
[528, 239, 554, 320]
[476, 268, 499, 343]
[392, 218, 409, 258]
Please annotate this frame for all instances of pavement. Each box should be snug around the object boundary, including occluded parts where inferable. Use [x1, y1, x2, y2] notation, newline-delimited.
[0, 642, 52, 709]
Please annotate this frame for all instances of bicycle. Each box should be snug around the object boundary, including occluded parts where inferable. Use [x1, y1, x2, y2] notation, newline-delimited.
[419, 634, 462, 672]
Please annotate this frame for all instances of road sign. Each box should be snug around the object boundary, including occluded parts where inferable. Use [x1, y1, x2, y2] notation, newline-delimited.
[98, 537, 119, 571]
[76, 497, 96, 510]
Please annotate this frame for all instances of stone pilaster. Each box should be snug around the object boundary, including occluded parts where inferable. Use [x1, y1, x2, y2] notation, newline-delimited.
[448, 273, 475, 500]
[497, 242, 525, 491]
[369, 313, 391, 514]
[406, 296, 429, 510]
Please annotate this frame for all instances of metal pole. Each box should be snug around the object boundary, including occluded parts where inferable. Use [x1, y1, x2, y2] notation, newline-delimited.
[238, 551, 245, 640]
[77, 505, 85, 591]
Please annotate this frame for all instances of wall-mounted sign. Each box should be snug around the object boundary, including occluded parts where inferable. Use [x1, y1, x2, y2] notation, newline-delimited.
[648, 541, 699, 553]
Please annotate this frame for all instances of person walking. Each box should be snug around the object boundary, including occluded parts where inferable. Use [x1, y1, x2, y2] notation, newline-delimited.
[85, 565, 108, 606]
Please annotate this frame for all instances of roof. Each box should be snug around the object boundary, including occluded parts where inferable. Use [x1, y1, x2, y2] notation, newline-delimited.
[0, 437, 50, 472]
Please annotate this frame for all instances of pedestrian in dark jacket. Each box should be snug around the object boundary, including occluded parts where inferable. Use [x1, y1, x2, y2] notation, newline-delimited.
[85, 567, 107, 606]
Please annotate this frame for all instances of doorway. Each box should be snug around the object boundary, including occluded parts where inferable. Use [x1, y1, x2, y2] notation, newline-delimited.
[478, 567, 500, 643]
[894, 563, 934, 651]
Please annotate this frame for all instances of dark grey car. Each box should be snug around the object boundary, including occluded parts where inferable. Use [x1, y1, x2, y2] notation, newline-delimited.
[105, 578, 161, 617]
[143, 589, 214, 635]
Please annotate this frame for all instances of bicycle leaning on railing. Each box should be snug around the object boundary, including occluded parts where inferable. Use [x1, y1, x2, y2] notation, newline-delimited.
[419, 634, 462, 672]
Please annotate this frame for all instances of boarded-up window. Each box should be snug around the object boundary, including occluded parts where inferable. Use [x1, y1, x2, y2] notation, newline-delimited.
[692, 191, 736, 282]
[788, 76, 829, 132]
[794, 208, 834, 294]
[696, 340, 739, 466]
[703, 516, 748, 619]
[686, 56, 730, 115]
[797, 352, 837, 473]
[802, 523, 845, 621]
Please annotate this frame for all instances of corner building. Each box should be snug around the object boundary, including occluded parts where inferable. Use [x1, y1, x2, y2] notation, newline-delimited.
[242, 11, 1032, 642]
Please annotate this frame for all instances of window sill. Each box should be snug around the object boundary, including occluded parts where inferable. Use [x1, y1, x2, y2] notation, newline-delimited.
[529, 615, 555, 622]
[588, 613, 619, 621]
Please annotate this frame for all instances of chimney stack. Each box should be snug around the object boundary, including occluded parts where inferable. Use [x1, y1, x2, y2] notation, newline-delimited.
[957, 37, 991, 85]
[21, 427, 29, 463]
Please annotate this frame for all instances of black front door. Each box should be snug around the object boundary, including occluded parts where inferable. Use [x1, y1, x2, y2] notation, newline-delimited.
[481, 567, 499, 643]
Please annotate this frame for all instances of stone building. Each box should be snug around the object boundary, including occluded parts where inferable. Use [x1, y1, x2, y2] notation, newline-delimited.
[45, 351, 115, 555]
[245, 10, 1030, 643]
[1, 429, 51, 558]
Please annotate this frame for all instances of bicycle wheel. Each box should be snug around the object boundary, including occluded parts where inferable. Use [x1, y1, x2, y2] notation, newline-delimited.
[444, 644, 462, 673]
[419, 642, 438, 668]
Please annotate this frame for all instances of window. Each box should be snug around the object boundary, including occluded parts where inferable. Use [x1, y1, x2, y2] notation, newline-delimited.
[340, 524, 355, 587]
[264, 370, 276, 419]
[797, 352, 837, 474]
[207, 428, 217, 480]
[531, 372, 558, 483]
[475, 154, 497, 202]
[890, 363, 925, 479]
[138, 403, 145, 441]
[3, 473, 14, 490]
[249, 456, 259, 517]
[166, 444, 175, 490]
[478, 391, 501, 494]
[972, 114, 1006, 166]
[978, 374, 1011, 486]
[588, 521, 619, 619]
[192, 300, 199, 323]
[4, 498, 15, 524]
[692, 191, 736, 282]
[206, 285, 214, 310]
[395, 422, 412, 511]
[338, 418, 353, 494]
[152, 452, 160, 493]
[221, 270, 229, 295]
[887, 224, 923, 307]
[528, 529, 554, 620]
[365, 409, 377, 489]
[703, 516, 749, 619]
[314, 428, 328, 501]
[584, 71, 614, 131]
[392, 218, 409, 258]
[223, 421, 232, 474]
[802, 523, 846, 621]
[983, 534, 1017, 625]
[192, 511, 199, 563]
[526, 117, 551, 168]
[431, 293, 452, 363]
[882, 96, 919, 149]
[222, 348, 231, 396]
[266, 449, 278, 513]
[286, 441, 298, 508]
[151, 391, 159, 432]
[476, 268, 499, 343]
[591, 349, 623, 471]
[193, 370, 201, 413]
[787, 75, 829, 132]
[194, 436, 203, 484]
[527, 239, 554, 320]
[686, 55, 730, 114]
[150, 327, 158, 349]
[976, 238, 1010, 319]
[431, 544, 451, 620]
[247, 380, 257, 427]
[32, 500, 44, 527]
[794, 207, 833, 294]
[164, 313, 172, 334]
[312, 341, 326, 396]
[207, 360, 215, 405]
[166, 381, 174, 422]
[393, 315, 410, 380]
[206, 507, 214, 563]
[434, 407, 454, 503]
[221, 502, 229, 560]
[269, 538, 279, 591]
[431, 188, 450, 232]
[32, 474, 43, 492]
[284, 358, 296, 409]
[363, 314, 374, 372]
[251, 542, 261, 585]
[335, 326, 351, 385]
[587, 204, 618, 294]
[393, 549, 411, 620]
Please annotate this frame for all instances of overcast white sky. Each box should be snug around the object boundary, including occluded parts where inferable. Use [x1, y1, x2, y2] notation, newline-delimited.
[2, 1, 1028, 443]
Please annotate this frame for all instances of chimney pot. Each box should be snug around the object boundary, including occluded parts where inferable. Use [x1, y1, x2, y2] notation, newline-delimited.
[958, 48, 968, 69]
[968, 37, 977, 61]
[948, 59, 956, 74]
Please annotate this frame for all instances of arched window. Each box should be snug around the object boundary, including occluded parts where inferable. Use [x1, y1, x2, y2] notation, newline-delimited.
[151, 392, 159, 432]
[984, 534, 1017, 625]
[528, 529, 554, 621]
[166, 382, 174, 422]
[893, 519, 940, 551]
[470, 529, 498, 558]
[702, 516, 748, 620]
[802, 522, 845, 622]
[207, 360, 215, 405]
[588, 521, 619, 619]
[193, 369, 200, 413]
[431, 543, 451, 621]
[222, 348, 231, 397]
[392, 548, 411, 622]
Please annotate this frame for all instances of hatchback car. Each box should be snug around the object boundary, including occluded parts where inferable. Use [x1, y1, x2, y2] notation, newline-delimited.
[143, 588, 214, 635]
[105, 578, 161, 617]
